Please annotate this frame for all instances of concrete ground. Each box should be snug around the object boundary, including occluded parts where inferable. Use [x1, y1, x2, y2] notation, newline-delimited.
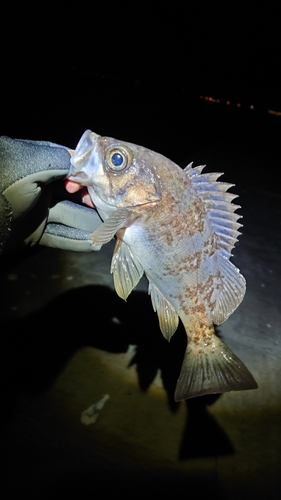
[0, 178, 280, 499]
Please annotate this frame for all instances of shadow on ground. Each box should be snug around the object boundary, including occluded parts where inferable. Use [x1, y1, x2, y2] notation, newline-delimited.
[0, 283, 234, 461]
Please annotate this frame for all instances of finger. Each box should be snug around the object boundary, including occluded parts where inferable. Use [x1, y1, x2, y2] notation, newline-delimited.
[81, 190, 95, 208]
[64, 180, 95, 208]
[65, 179, 83, 193]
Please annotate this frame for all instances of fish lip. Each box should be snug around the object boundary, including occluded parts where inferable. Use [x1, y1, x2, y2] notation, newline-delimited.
[69, 130, 100, 173]
[67, 170, 93, 186]
[75, 129, 100, 153]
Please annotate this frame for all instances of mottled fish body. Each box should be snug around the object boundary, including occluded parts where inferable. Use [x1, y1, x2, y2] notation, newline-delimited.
[68, 130, 257, 400]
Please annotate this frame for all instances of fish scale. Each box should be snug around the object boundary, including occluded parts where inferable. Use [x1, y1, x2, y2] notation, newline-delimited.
[68, 130, 258, 400]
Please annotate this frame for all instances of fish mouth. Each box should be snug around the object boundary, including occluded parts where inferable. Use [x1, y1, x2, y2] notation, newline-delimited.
[69, 129, 100, 178]
[66, 130, 99, 209]
[68, 129, 125, 214]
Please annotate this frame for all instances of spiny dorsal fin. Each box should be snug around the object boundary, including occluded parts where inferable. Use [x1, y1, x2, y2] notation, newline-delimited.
[184, 162, 205, 175]
[185, 163, 246, 322]
[148, 281, 179, 341]
[185, 163, 242, 259]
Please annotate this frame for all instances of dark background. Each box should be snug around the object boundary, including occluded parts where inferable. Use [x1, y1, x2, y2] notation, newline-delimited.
[1, 5, 281, 498]
[2, 3, 281, 194]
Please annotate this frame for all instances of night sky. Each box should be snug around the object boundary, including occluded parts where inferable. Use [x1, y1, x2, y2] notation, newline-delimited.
[2, 3, 281, 192]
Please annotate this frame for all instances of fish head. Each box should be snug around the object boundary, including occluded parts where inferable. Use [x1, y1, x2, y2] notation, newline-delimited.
[68, 129, 162, 213]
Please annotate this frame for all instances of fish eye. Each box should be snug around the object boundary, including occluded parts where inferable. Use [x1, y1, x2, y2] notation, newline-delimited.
[105, 146, 133, 172]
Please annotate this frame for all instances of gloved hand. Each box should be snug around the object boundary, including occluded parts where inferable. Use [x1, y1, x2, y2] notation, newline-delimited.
[0, 136, 102, 255]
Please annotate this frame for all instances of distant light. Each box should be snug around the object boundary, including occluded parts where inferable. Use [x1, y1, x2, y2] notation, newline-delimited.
[268, 109, 281, 116]
[198, 95, 280, 117]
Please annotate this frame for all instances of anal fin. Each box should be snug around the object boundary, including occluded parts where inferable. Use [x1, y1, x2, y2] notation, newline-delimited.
[174, 335, 257, 401]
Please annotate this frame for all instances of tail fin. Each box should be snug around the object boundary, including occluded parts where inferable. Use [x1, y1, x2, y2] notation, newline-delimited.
[174, 335, 257, 401]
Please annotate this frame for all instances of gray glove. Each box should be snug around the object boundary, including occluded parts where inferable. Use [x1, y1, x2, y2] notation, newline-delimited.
[0, 136, 101, 255]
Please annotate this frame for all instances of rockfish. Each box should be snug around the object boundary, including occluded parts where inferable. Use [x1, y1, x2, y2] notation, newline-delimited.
[68, 130, 257, 400]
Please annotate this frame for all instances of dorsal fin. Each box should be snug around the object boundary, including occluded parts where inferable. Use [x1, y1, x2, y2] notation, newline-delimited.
[212, 255, 246, 324]
[185, 163, 246, 323]
[185, 163, 242, 259]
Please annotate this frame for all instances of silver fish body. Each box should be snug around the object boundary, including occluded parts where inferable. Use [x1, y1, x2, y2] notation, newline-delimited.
[68, 130, 257, 400]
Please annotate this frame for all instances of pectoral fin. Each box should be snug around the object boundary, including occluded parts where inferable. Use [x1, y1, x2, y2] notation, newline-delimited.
[91, 209, 136, 247]
[111, 239, 144, 300]
[148, 282, 179, 341]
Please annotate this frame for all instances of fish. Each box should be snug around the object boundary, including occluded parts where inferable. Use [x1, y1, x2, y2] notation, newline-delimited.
[68, 129, 258, 401]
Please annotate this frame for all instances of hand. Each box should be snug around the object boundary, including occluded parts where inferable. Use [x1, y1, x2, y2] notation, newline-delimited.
[65, 178, 95, 208]
[0, 136, 101, 255]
